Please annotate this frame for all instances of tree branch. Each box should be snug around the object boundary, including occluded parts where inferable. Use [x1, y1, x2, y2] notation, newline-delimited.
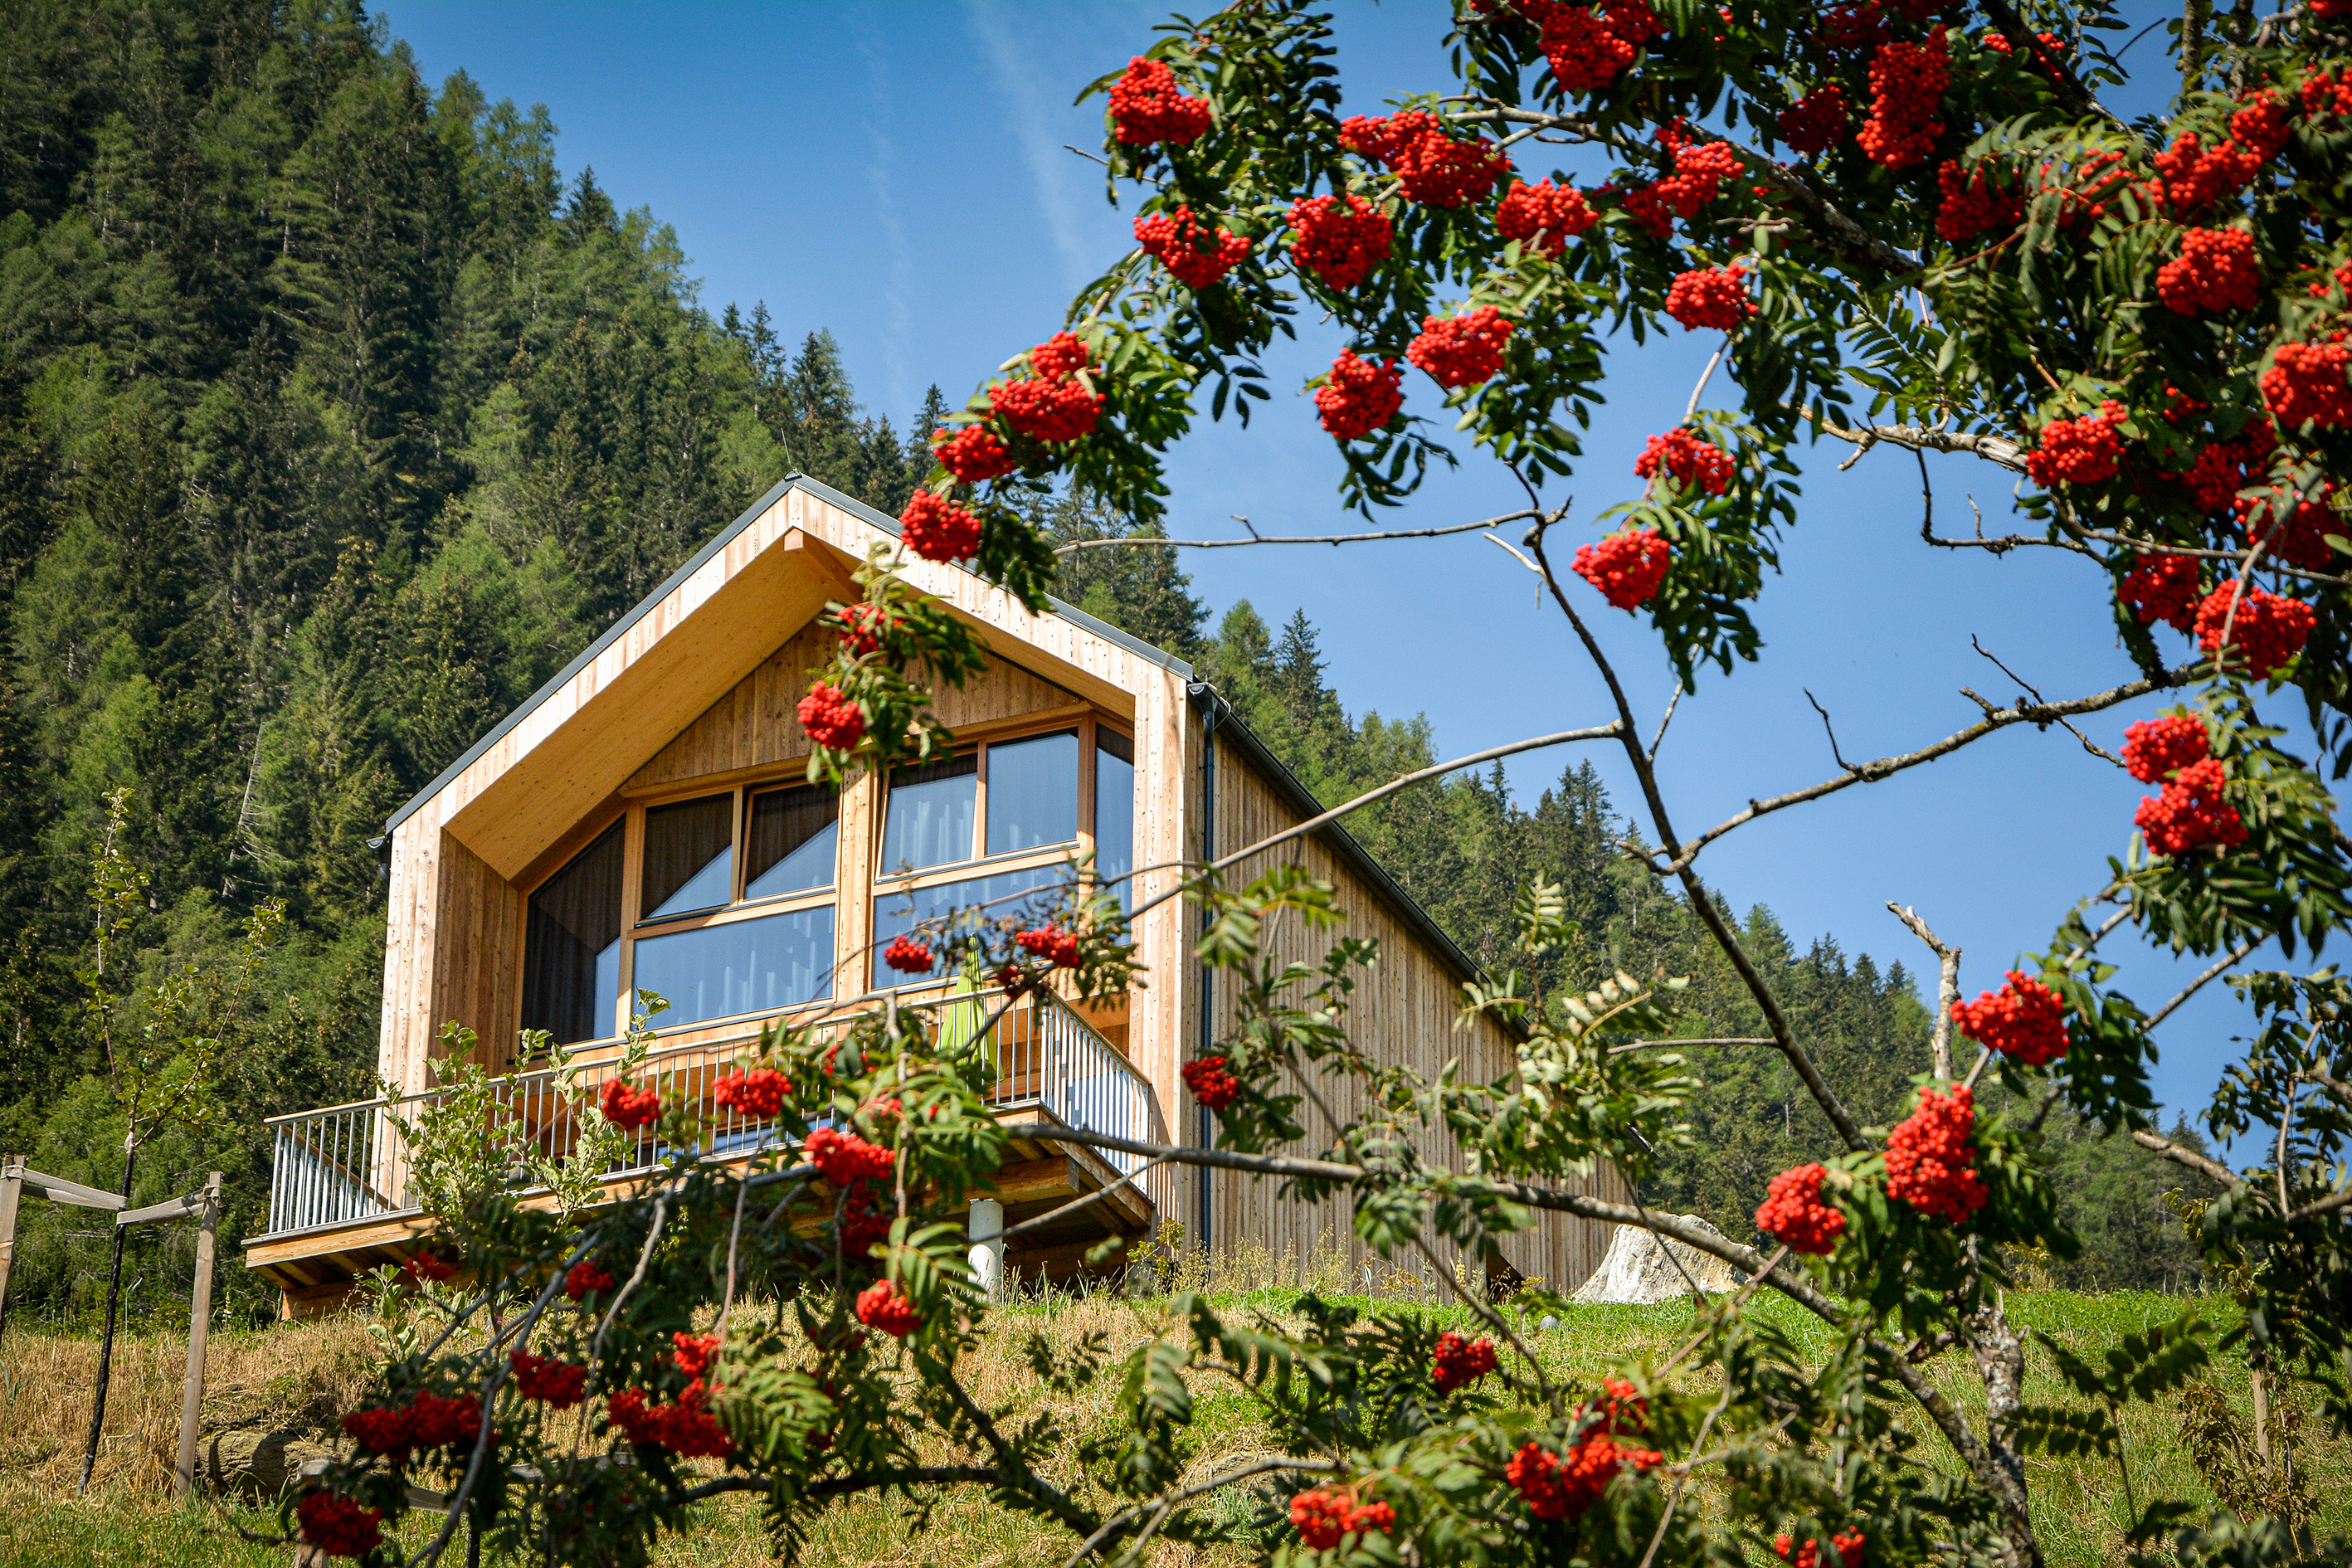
[1054, 511, 1530, 555]
[2130, 1129, 2239, 1188]
[1810, 414, 2028, 472]
[1888, 903, 1962, 1079]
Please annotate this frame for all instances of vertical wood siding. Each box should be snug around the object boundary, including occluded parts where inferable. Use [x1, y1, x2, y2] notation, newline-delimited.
[1197, 743, 1626, 1297]
[377, 829, 522, 1093]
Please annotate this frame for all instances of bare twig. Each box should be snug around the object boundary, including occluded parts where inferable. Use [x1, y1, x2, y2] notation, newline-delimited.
[1809, 412, 2028, 472]
[2145, 940, 2258, 1031]
[2130, 1128, 2239, 1187]
[1053, 511, 1528, 555]
[1648, 683, 1683, 763]
[1888, 903, 1962, 1079]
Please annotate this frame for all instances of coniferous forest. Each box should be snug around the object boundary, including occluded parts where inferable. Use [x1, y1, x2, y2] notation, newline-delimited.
[0, 1, 2207, 1325]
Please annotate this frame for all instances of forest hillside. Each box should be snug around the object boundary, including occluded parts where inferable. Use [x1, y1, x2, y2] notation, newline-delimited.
[0, 0, 2207, 1327]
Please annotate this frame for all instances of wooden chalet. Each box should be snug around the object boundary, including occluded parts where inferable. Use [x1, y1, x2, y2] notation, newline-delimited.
[246, 476, 1628, 1317]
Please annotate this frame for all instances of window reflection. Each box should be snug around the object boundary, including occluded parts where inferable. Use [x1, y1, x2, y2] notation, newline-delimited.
[745, 783, 837, 899]
[522, 821, 625, 1045]
[986, 729, 1079, 855]
[643, 794, 734, 918]
[1095, 730, 1135, 913]
[881, 753, 976, 872]
[632, 905, 835, 1027]
[870, 865, 1068, 986]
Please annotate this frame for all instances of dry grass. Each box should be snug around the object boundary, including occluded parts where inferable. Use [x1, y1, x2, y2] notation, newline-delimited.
[0, 1282, 2338, 1568]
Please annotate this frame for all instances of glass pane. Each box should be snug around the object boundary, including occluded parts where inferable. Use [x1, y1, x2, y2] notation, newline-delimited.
[745, 783, 838, 898]
[986, 729, 1079, 855]
[880, 753, 976, 873]
[521, 821, 625, 1045]
[644, 794, 734, 918]
[1095, 730, 1135, 913]
[871, 864, 1068, 986]
[631, 906, 835, 1028]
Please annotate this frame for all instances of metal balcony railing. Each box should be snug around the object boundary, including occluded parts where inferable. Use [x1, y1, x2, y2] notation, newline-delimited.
[258, 988, 1147, 1240]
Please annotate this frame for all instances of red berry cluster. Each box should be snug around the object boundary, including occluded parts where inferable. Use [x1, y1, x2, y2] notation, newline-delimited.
[1181, 1054, 1242, 1109]
[1506, 1430, 1663, 1521]
[2263, 339, 2352, 431]
[1883, 1083, 1987, 1225]
[1431, 1331, 1500, 1392]
[298, 1492, 386, 1559]
[609, 1381, 731, 1458]
[806, 1125, 898, 1184]
[840, 1181, 891, 1257]
[1652, 124, 1743, 217]
[713, 1066, 790, 1119]
[1617, 182, 1677, 240]
[1497, 180, 1597, 256]
[932, 424, 1014, 485]
[563, 1260, 615, 1301]
[1935, 160, 2022, 242]
[1316, 351, 1405, 441]
[1017, 924, 1083, 967]
[1108, 56, 1211, 146]
[883, 934, 934, 973]
[988, 334, 1103, 444]
[1755, 1162, 1846, 1254]
[2312, 261, 2352, 300]
[1982, 25, 2065, 87]
[1664, 264, 1755, 331]
[2305, 68, 2352, 120]
[1340, 110, 1511, 207]
[2136, 757, 2246, 855]
[1951, 971, 2069, 1069]
[2238, 488, 2341, 571]
[341, 1390, 483, 1466]
[898, 490, 985, 562]
[1778, 85, 1851, 156]
[835, 601, 897, 657]
[1288, 194, 1393, 290]
[797, 682, 866, 752]
[1134, 205, 1251, 288]
[1572, 528, 1673, 609]
[402, 1250, 456, 1286]
[1635, 429, 1735, 495]
[2121, 553, 2202, 631]
[1858, 30, 1948, 170]
[2023, 401, 2126, 487]
[2194, 581, 2315, 679]
[2121, 713, 2208, 783]
[856, 1278, 923, 1338]
[2159, 227, 2260, 315]
[2151, 134, 2262, 219]
[1818, 2, 1889, 53]
[1291, 1488, 1396, 1549]
[1541, 2, 1664, 94]
[510, 1349, 589, 1408]
[1776, 1530, 1867, 1568]
[672, 1332, 719, 1381]
[600, 1078, 661, 1130]
[2174, 416, 2275, 514]
[1407, 307, 1516, 389]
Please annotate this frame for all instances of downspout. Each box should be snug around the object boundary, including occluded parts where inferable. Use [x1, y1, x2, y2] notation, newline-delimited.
[1191, 683, 1218, 1257]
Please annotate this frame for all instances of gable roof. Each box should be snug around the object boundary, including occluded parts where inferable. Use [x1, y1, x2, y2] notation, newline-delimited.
[381, 474, 1191, 841]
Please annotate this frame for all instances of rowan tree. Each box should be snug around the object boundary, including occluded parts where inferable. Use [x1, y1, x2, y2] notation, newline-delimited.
[294, 3, 2352, 1566]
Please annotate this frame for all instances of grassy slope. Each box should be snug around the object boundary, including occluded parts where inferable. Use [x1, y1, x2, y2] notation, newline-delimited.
[0, 1289, 2313, 1568]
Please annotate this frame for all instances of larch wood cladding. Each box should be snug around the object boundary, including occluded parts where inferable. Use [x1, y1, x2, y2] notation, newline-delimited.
[1195, 743, 1625, 1297]
[377, 828, 523, 1093]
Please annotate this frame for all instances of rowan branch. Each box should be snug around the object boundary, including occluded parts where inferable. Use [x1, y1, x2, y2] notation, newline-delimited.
[1053, 510, 1530, 554]
[1810, 414, 2029, 472]
[1653, 670, 2183, 877]
[2130, 1129, 2239, 1188]
[1889, 903, 1962, 1079]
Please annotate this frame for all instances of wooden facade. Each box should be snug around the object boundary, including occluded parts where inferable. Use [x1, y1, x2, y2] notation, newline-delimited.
[252, 473, 1619, 1306]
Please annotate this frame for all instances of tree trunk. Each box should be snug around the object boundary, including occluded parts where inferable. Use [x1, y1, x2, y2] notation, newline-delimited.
[76, 1140, 135, 1497]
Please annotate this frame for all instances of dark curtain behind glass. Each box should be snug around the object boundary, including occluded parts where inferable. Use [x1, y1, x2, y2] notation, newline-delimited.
[522, 821, 625, 1045]
[746, 783, 839, 898]
[643, 794, 734, 918]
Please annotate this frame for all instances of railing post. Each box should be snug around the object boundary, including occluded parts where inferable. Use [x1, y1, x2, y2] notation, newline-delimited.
[174, 1172, 221, 1502]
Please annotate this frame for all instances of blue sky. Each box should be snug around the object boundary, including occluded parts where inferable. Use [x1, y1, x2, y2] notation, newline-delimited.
[379, 0, 2278, 1125]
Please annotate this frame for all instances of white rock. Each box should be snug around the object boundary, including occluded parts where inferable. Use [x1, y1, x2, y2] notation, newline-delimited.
[1572, 1215, 1745, 1303]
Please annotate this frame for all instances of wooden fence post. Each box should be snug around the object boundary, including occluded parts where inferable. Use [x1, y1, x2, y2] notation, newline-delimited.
[174, 1172, 222, 1502]
[0, 1155, 22, 1352]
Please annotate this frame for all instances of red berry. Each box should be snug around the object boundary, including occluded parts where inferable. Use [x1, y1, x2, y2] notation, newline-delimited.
[1181, 1054, 1242, 1110]
[2135, 755, 2247, 856]
[856, 1278, 923, 1337]
[1506, 1429, 1663, 1521]
[882, 933, 934, 973]
[1935, 159, 2022, 242]
[1288, 193, 1394, 290]
[1778, 85, 1851, 155]
[1135, 206, 1250, 289]
[1541, 2, 1663, 93]
[402, 1250, 456, 1286]
[2236, 489, 2341, 571]
[2023, 402, 2125, 488]
[2194, 582, 2314, 678]
[1015, 924, 1083, 967]
[1635, 429, 1734, 495]
[1431, 1330, 1500, 1392]
[2152, 134, 2262, 219]
[796, 682, 866, 752]
[1858, 30, 1948, 170]
[1340, 110, 1511, 207]
[600, 1078, 661, 1130]
[1496, 179, 1597, 256]
[1951, 971, 2070, 1068]
[2158, 227, 2259, 315]
[713, 1066, 790, 1118]
[297, 1492, 385, 1559]
[1663, 264, 1754, 330]
[1755, 1162, 1846, 1253]
[932, 424, 1014, 484]
[1407, 306, 1515, 389]
[899, 490, 984, 561]
[1884, 1083, 1987, 1224]
[806, 1125, 898, 1185]
[1108, 56, 1211, 146]
[1289, 1488, 1396, 1549]
[1571, 528, 1673, 609]
[563, 1260, 615, 1301]
[2121, 714, 2210, 783]
[509, 1348, 589, 1408]
[2262, 338, 2352, 431]
[1315, 351, 1405, 441]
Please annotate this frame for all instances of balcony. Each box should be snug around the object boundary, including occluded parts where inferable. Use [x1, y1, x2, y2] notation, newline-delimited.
[247, 989, 1156, 1316]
